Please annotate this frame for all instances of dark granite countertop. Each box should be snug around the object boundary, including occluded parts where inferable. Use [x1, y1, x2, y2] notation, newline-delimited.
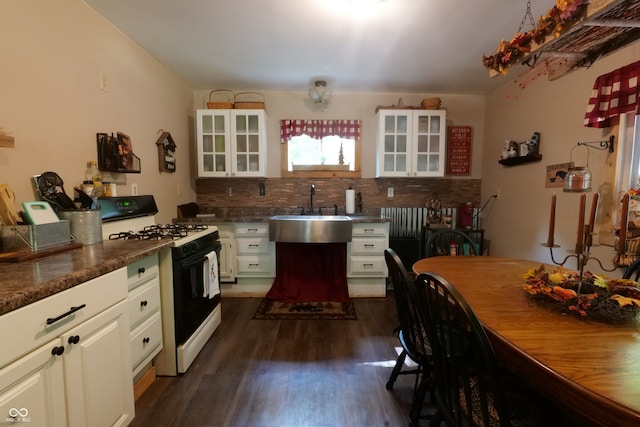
[0, 239, 172, 316]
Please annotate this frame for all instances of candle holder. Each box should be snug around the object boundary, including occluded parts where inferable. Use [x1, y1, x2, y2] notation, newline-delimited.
[541, 223, 617, 295]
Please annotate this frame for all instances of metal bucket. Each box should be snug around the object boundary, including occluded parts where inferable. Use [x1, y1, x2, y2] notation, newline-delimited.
[58, 209, 102, 245]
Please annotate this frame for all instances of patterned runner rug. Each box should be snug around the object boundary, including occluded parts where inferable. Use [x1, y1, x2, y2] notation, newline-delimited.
[253, 299, 357, 320]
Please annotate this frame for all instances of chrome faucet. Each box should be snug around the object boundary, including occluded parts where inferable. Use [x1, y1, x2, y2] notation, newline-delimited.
[309, 184, 315, 214]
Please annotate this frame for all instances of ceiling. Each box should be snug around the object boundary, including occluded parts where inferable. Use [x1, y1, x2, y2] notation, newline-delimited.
[83, 0, 559, 95]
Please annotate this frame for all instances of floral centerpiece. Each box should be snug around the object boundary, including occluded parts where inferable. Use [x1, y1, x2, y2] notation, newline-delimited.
[522, 265, 640, 323]
[482, 0, 589, 75]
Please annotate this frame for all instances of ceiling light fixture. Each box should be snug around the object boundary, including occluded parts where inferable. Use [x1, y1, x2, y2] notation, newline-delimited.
[563, 136, 615, 193]
[308, 80, 333, 108]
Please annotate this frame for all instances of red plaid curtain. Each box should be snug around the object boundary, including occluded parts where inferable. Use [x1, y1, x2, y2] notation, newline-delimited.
[280, 119, 360, 143]
[584, 60, 640, 128]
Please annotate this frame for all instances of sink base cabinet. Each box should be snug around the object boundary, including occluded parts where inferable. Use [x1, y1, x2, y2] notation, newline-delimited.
[0, 268, 134, 427]
[219, 221, 388, 298]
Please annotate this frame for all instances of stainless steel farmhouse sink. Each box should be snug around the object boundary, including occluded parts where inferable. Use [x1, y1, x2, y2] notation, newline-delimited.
[268, 215, 353, 243]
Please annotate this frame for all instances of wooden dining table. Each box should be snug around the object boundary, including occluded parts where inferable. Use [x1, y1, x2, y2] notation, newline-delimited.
[412, 256, 640, 427]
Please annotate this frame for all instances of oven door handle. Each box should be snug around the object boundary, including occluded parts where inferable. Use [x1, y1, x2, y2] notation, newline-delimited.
[180, 245, 221, 268]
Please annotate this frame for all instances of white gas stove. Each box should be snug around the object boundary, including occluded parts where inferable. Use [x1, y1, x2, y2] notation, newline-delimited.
[98, 196, 221, 376]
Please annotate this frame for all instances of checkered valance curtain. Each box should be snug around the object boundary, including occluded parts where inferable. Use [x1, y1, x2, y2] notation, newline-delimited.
[584, 60, 640, 128]
[280, 120, 361, 143]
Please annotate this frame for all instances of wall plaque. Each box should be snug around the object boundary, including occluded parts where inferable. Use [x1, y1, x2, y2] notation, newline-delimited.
[446, 126, 472, 176]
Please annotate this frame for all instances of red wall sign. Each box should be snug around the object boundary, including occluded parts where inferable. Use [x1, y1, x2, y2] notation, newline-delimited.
[446, 126, 472, 176]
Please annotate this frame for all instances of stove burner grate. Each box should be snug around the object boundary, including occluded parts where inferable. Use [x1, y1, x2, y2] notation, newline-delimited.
[108, 223, 208, 241]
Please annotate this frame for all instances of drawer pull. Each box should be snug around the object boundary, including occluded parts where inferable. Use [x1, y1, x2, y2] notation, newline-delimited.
[363, 263, 374, 268]
[363, 228, 375, 233]
[138, 267, 146, 274]
[364, 244, 375, 248]
[247, 228, 258, 233]
[248, 263, 259, 268]
[68, 335, 80, 345]
[140, 300, 148, 307]
[51, 346, 65, 356]
[143, 337, 150, 344]
[46, 304, 86, 325]
[248, 244, 260, 248]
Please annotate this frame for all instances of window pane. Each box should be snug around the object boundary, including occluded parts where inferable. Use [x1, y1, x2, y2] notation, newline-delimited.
[249, 154, 260, 171]
[397, 116, 408, 133]
[215, 154, 226, 171]
[248, 115, 259, 133]
[236, 155, 247, 171]
[203, 135, 213, 152]
[214, 135, 225, 152]
[430, 116, 441, 133]
[236, 115, 247, 132]
[430, 135, 440, 152]
[384, 135, 395, 153]
[202, 115, 213, 133]
[396, 154, 406, 172]
[417, 116, 429, 133]
[214, 116, 225, 133]
[384, 116, 395, 133]
[384, 154, 395, 172]
[416, 154, 427, 171]
[417, 135, 428, 153]
[429, 154, 440, 171]
[248, 135, 259, 153]
[203, 154, 213, 171]
[397, 135, 407, 153]
[236, 135, 247, 153]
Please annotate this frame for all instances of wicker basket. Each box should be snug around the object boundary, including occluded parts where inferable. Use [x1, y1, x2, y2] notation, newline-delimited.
[234, 92, 265, 109]
[207, 90, 234, 109]
[421, 97, 441, 110]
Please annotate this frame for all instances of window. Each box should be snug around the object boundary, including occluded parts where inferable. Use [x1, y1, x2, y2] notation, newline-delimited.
[280, 119, 361, 178]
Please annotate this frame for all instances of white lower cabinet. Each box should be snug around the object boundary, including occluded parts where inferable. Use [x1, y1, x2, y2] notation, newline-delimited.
[234, 223, 275, 277]
[348, 223, 389, 276]
[213, 223, 236, 283]
[0, 268, 134, 427]
[126, 254, 163, 378]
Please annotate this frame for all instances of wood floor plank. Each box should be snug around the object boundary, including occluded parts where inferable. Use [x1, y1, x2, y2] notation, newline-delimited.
[129, 296, 429, 427]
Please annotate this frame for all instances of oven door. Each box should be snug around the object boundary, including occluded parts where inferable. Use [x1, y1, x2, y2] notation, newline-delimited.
[172, 242, 221, 346]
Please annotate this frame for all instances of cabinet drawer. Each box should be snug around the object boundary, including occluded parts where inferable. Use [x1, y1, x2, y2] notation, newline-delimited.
[127, 254, 159, 290]
[236, 255, 274, 275]
[352, 223, 388, 237]
[0, 268, 127, 368]
[350, 238, 387, 255]
[349, 257, 387, 275]
[236, 237, 272, 254]
[127, 278, 161, 330]
[235, 223, 269, 236]
[130, 311, 163, 373]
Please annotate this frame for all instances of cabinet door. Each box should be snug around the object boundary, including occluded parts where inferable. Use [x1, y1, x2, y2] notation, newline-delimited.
[197, 109, 231, 177]
[62, 301, 134, 427]
[230, 110, 266, 177]
[376, 111, 413, 177]
[412, 110, 446, 177]
[0, 338, 67, 426]
[218, 237, 235, 282]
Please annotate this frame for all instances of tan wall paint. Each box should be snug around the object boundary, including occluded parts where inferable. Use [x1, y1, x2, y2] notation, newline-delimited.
[0, 0, 195, 224]
[482, 41, 640, 276]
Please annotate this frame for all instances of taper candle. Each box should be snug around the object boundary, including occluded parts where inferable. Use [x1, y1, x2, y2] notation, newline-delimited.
[619, 193, 630, 255]
[576, 193, 586, 252]
[547, 193, 556, 247]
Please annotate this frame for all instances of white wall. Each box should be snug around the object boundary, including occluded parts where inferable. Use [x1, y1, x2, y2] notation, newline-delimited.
[193, 90, 486, 180]
[0, 0, 195, 224]
[482, 41, 640, 276]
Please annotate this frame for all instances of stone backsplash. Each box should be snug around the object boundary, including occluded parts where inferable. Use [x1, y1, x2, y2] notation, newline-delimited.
[195, 177, 481, 216]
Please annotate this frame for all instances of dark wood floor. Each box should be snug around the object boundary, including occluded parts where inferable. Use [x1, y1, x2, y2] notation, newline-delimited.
[129, 295, 435, 427]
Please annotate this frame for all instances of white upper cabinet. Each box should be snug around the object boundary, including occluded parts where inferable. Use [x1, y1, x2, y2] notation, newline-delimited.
[196, 109, 267, 177]
[375, 109, 446, 177]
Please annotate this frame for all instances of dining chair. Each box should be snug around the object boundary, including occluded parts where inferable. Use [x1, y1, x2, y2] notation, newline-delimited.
[424, 229, 480, 257]
[415, 272, 553, 427]
[623, 257, 640, 281]
[384, 248, 434, 426]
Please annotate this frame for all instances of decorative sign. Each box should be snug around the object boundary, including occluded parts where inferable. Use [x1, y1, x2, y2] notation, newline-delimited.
[446, 126, 472, 176]
[545, 162, 574, 188]
[155, 131, 176, 173]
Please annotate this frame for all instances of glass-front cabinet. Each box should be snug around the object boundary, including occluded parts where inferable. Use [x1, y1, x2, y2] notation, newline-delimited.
[196, 109, 267, 177]
[375, 109, 446, 177]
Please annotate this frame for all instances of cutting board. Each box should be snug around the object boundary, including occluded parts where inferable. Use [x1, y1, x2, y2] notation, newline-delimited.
[22, 201, 60, 225]
[0, 184, 21, 225]
[0, 242, 82, 262]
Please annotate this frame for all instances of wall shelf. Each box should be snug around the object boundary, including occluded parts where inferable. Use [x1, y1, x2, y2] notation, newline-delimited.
[498, 154, 543, 167]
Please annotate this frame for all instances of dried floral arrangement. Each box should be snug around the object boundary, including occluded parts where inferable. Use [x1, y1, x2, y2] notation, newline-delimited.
[482, 0, 589, 75]
[522, 265, 640, 324]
